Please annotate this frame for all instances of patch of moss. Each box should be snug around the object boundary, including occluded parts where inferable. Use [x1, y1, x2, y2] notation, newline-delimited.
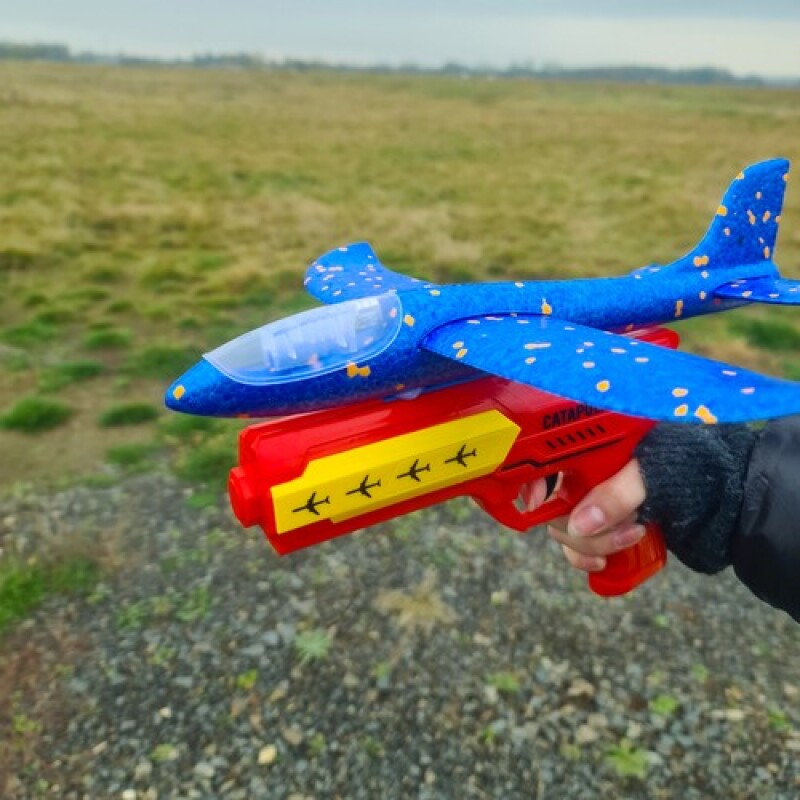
[1, 396, 73, 433]
[39, 360, 105, 391]
[98, 402, 159, 427]
[82, 328, 132, 350]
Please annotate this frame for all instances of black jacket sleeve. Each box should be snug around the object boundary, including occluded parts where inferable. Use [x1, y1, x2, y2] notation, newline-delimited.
[635, 418, 800, 623]
[732, 417, 800, 622]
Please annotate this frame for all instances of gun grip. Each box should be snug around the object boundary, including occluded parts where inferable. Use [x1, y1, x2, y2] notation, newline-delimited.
[587, 524, 667, 597]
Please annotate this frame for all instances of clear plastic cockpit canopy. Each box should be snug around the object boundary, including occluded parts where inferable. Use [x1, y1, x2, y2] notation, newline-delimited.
[204, 293, 403, 385]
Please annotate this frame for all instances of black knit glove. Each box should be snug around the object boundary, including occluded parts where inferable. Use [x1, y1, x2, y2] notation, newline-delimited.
[634, 424, 757, 574]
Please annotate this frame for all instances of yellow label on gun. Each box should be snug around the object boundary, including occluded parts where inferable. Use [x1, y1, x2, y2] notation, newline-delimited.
[272, 410, 520, 534]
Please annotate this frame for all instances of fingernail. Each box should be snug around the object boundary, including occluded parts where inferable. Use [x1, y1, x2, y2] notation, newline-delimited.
[568, 505, 605, 537]
[613, 524, 646, 549]
[587, 556, 607, 572]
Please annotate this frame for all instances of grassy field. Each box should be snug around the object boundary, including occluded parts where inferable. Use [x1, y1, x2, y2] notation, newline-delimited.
[2, 62, 800, 490]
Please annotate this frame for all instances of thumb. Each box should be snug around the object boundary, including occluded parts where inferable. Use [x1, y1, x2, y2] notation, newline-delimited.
[568, 459, 646, 537]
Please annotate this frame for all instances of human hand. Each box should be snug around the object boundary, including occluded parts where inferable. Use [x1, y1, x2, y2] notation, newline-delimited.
[529, 460, 648, 573]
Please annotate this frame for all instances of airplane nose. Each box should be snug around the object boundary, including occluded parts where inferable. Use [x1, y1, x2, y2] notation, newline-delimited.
[164, 358, 230, 416]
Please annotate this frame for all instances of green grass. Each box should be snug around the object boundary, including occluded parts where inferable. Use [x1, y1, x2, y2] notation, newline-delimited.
[39, 359, 105, 391]
[731, 317, 800, 352]
[124, 345, 200, 381]
[98, 402, 160, 427]
[0, 558, 99, 633]
[82, 328, 132, 350]
[106, 441, 162, 470]
[1, 396, 73, 433]
[1, 62, 800, 488]
[294, 629, 332, 664]
[174, 439, 236, 485]
[2, 321, 57, 347]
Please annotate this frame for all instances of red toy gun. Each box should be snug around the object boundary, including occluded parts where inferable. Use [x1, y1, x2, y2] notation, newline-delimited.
[229, 327, 679, 597]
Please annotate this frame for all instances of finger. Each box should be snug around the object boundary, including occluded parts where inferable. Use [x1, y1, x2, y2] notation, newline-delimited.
[567, 459, 646, 538]
[521, 478, 549, 511]
[561, 544, 606, 573]
[549, 519, 644, 557]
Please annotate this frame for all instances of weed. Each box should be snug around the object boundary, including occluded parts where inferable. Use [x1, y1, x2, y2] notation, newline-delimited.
[294, 629, 332, 664]
[176, 586, 214, 622]
[731, 317, 800, 352]
[2, 321, 56, 347]
[361, 736, 385, 759]
[151, 743, 179, 763]
[116, 600, 151, 630]
[82, 328, 132, 350]
[649, 694, 680, 716]
[174, 440, 235, 485]
[768, 707, 791, 732]
[185, 490, 219, 510]
[308, 733, 326, 757]
[38, 359, 105, 391]
[148, 646, 177, 667]
[124, 345, 200, 380]
[98, 402, 159, 427]
[486, 671, 521, 694]
[236, 670, 258, 691]
[0, 557, 99, 632]
[604, 740, 649, 780]
[1, 396, 73, 433]
[106, 441, 162, 470]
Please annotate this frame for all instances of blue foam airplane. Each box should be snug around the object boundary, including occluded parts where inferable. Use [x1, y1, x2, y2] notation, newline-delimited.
[166, 158, 800, 424]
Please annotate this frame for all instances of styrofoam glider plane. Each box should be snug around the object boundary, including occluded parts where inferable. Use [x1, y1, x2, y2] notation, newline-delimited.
[167, 159, 800, 425]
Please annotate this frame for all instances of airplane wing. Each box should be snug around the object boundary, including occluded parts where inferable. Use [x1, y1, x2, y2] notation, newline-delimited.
[713, 276, 800, 305]
[304, 242, 438, 303]
[421, 314, 800, 423]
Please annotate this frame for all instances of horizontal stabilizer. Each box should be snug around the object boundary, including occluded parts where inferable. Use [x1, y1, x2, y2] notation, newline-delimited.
[304, 242, 437, 304]
[422, 314, 800, 424]
[713, 276, 800, 305]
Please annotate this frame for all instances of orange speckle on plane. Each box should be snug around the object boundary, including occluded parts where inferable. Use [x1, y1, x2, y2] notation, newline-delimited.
[347, 363, 371, 378]
[695, 405, 718, 425]
[763, 210, 771, 223]
[717, 205, 728, 216]
[747, 210, 756, 225]
[172, 384, 186, 400]
[675, 299, 684, 318]
[764, 247, 771, 259]
[596, 380, 611, 393]
[693, 255, 709, 267]
[541, 299, 553, 315]
[403, 314, 415, 327]
[674, 404, 689, 417]
[672, 388, 689, 398]
[456, 348, 468, 360]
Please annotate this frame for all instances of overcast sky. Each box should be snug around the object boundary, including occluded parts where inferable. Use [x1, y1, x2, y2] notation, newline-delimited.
[2, 1, 800, 78]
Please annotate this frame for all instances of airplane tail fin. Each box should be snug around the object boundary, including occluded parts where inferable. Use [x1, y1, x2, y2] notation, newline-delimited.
[631, 159, 788, 283]
[674, 158, 789, 273]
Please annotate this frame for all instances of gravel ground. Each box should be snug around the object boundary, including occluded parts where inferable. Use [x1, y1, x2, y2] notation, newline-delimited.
[1, 473, 799, 799]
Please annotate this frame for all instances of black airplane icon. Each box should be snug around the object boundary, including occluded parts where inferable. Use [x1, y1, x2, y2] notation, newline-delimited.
[397, 459, 431, 483]
[346, 475, 382, 498]
[293, 491, 331, 516]
[445, 444, 478, 468]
